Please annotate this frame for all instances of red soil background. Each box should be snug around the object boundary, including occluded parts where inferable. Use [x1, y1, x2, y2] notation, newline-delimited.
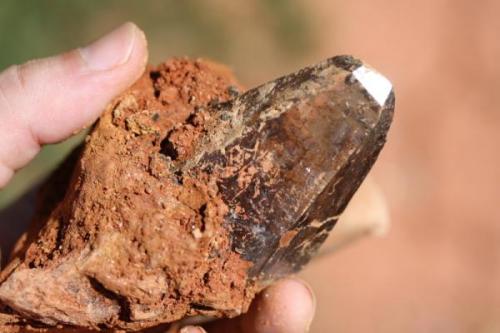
[300, 1, 500, 332]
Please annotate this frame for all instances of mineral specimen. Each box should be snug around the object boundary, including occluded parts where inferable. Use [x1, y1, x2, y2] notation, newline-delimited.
[0, 55, 394, 331]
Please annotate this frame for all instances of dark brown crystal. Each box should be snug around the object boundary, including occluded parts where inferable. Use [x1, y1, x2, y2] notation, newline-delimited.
[189, 55, 394, 279]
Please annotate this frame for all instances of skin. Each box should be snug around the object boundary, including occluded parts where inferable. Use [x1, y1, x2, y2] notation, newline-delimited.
[0, 22, 316, 333]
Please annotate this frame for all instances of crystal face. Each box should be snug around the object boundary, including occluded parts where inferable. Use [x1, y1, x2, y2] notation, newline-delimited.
[353, 65, 393, 106]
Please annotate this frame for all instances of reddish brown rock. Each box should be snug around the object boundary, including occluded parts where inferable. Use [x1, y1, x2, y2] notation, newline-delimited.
[0, 56, 394, 331]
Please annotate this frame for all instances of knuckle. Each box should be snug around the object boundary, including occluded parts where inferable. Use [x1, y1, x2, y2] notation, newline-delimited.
[13, 63, 29, 94]
[0, 64, 28, 114]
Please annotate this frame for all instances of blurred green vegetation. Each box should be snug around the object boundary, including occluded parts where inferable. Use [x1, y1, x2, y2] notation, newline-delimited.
[0, 0, 318, 209]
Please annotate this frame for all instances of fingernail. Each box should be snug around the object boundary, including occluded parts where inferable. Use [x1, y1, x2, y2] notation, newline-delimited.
[179, 325, 206, 333]
[289, 278, 316, 331]
[79, 22, 138, 71]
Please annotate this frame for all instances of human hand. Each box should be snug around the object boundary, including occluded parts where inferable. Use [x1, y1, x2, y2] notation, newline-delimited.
[0, 22, 316, 333]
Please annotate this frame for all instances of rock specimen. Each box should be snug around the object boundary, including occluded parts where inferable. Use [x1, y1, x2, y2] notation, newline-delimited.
[0, 55, 394, 331]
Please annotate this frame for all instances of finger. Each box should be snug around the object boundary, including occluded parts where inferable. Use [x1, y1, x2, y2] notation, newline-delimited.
[204, 278, 316, 333]
[0, 22, 148, 188]
[180, 326, 207, 333]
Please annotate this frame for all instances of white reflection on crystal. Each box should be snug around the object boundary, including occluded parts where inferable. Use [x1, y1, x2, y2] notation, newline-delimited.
[352, 65, 392, 106]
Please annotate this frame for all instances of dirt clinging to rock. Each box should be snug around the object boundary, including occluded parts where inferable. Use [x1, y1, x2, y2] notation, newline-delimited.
[0, 58, 255, 331]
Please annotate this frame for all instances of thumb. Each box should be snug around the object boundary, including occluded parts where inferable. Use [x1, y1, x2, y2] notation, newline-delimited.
[0, 22, 148, 188]
[204, 278, 316, 333]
